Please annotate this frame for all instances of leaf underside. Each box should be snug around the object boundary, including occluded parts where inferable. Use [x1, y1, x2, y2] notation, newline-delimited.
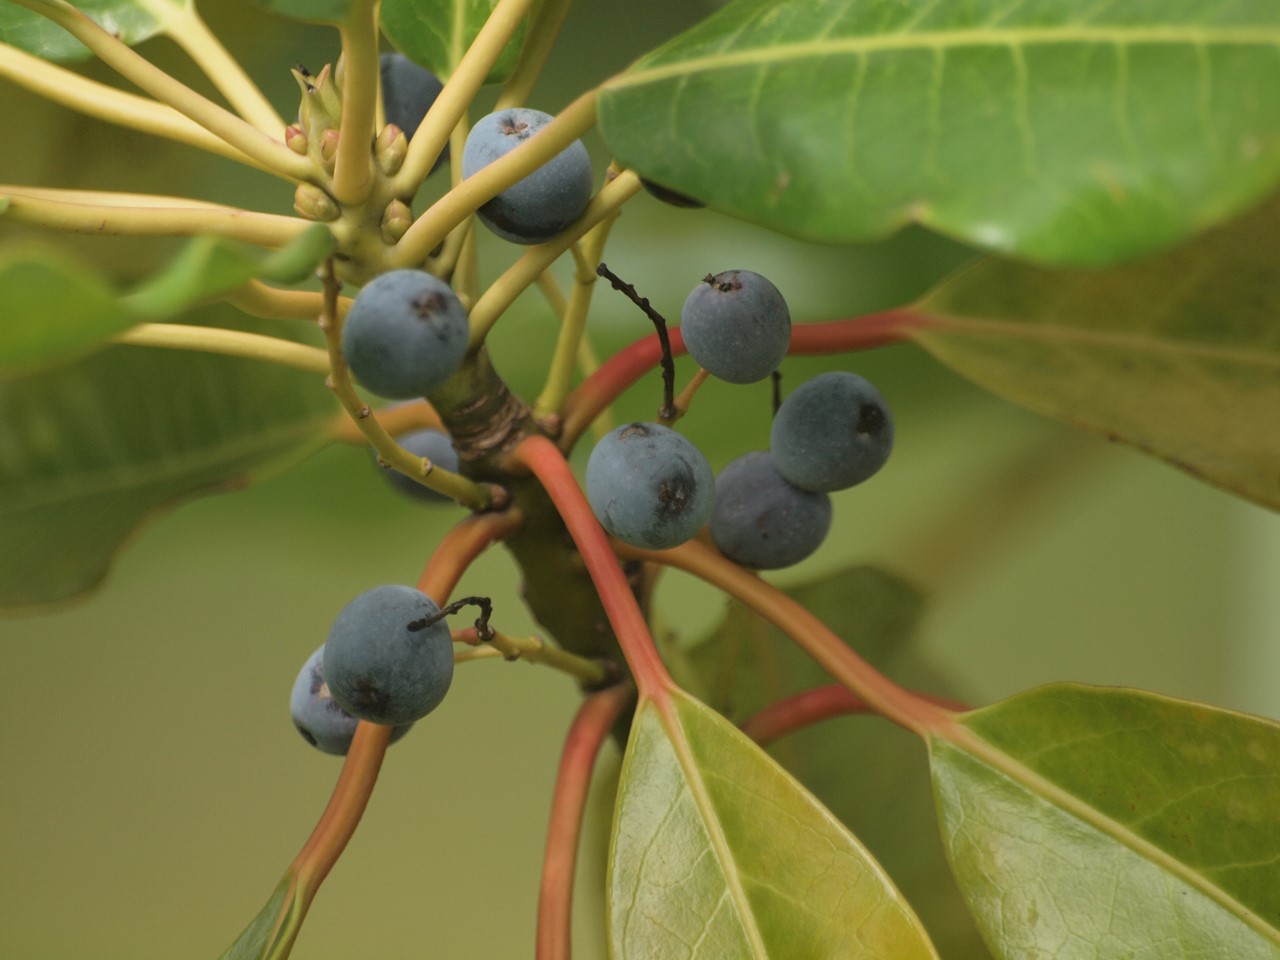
[682, 565, 992, 958]
[608, 690, 938, 959]
[911, 196, 1280, 511]
[0, 309, 335, 611]
[931, 683, 1280, 959]
[598, 0, 1280, 266]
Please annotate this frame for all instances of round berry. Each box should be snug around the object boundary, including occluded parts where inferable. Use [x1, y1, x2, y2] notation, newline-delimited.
[680, 270, 791, 384]
[380, 53, 444, 145]
[379, 428, 459, 504]
[709, 452, 832, 569]
[461, 108, 594, 245]
[290, 645, 413, 755]
[342, 269, 469, 400]
[586, 422, 714, 550]
[770, 371, 894, 492]
[323, 585, 455, 726]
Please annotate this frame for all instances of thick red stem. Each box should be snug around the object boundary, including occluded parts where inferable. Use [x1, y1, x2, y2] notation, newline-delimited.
[742, 684, 971, 746]
[510, 435, 672, 697]
[417, 509, 523, 602]
[559, 309, 929, 449]
[537, 683, 635, 960]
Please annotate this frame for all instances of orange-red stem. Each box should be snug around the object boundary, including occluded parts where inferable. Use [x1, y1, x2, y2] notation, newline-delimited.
[742, 684, 971, 746]
[537, 683, 635, 960]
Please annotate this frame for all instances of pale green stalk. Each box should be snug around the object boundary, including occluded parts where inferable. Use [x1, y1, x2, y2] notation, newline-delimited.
[393, 89, 600, 271]
[332, 0, 380, 205]
[466, 168, 640, 347]
[3, 188, 313, 246]
[389, 0, 537, 195]
[9, 0, 312, 182]
[111, 323, 331, 374]
[0, 43, 269, 169]
[495, 0, 574, 109]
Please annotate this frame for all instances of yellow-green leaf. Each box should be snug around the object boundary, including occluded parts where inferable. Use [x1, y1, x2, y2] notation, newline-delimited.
[608, 689, 938, 959]
[931, 683, 1280, 958]
[910, 198, 1280, 510]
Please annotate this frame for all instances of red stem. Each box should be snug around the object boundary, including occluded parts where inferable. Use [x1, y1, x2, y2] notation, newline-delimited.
[537, 683, 635, 960]
[617, 540, 958, 739]
[417, 508, 523, 602]
[742, 685, 971, 746]
[510, 434, 672, 697]
[559, 309, 929, 449]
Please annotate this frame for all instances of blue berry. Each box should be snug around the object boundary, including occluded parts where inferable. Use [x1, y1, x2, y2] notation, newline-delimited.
[379, 428, 459, 504]
[323, 585, 455, 726]
[680, 270, 791, 384]
[342, 269, 469, 400]
[586, 422, 714, 550]
[461, 108, 593, 245]
[290, 645, 413, 755]
[380, 53, 444, 145]
[709, 452, 831, 569]
[770, 371, 894, 492]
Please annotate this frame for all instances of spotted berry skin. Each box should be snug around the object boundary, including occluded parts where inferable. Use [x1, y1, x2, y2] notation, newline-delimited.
[342, 270, 469, 400]
[585, 422, 714, 550]
[770, 371, 894, 492]
[323, 585, 455, 726]
[680, 270, 791, 384]
[289, 645, 413, 755]
[461, 108, 593, 245]
[709, 452, 831, 569]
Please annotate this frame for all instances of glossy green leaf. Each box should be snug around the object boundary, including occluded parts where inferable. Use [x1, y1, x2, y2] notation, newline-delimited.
[0, 248, 141, 376]
[608, 689, 938, 959]
[380, 0, 528, 82]
[598, 0, 1280, 266]
[681, 566, 992, 958]
[931, 683, 1280, 958]
[243, 0, 354, 24]
[0, 228, 332, 376]
[0, 0, 180, 61]
[910, 197, 1280, 511]
[219, 876, 304, 960]
[0, 308, 335, 610]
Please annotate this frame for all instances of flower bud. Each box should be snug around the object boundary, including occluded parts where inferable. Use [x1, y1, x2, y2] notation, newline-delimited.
[381, 199, 413, 244]
[375, 124, 408, 176]
[294, 183, 340, 222]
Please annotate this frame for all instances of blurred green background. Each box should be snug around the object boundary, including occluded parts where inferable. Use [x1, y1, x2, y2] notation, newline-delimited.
[2, 1, 1279, 957]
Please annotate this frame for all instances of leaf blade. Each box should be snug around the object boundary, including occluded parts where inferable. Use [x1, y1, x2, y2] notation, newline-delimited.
[597, 0, 1280, 265]
[931, 684, 1280, 958]
[380, 0, 528, 82]
[0, 0, 178, 60]
[608, 690, 939, 959]
[0, 309, 335, 610]
[909, 197, 1280, 510]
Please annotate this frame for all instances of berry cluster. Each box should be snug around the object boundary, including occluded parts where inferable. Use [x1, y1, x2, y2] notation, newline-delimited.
[584, 270, 894, 570]
[290, 585, 455, 755]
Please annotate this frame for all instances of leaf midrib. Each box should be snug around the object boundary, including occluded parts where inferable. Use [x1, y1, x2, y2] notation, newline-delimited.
[659, 695, 771, 959]
[913, 313, 1280, 371]
[940, 725, 1280, 945]
[606, 24, 1280, 90]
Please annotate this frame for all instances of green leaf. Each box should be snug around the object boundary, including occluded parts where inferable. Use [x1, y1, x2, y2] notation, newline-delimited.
[681, 566, 992, 958]
[219, 876, 304, 960]
[0, 308, 335, 610]
[598, 0, 1280, 266]
[243, 0, 356, 24]
[608, 689, 938, 959]
[909, 196, 1280, 511]
[0, 0, 180, 61]
[0, 247, 141, 376]
[123, 226, 334, 319]
[0, 229, 333, 376]
[380, 0, 529, 83]
[931, 683, 1280, 958]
